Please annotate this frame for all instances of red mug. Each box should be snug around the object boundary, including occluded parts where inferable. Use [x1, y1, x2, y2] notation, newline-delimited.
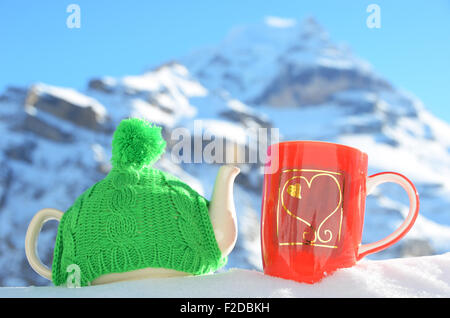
[260, 141, 419, 284]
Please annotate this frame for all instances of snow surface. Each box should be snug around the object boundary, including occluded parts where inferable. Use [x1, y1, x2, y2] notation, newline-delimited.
[1, 253, 449, 298]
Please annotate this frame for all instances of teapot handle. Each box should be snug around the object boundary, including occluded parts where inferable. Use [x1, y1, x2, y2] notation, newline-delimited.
[25, 208, 63, 280]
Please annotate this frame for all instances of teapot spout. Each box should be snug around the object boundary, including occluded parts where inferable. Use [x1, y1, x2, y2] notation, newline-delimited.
[209, 165, 240, 257]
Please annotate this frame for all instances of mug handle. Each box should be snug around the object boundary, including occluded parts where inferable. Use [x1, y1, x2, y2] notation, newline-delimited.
[25, 208, 63, 280]
[357, 172, 419, 260]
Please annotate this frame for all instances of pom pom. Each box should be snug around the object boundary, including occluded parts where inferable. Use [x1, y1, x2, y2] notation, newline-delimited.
[111, 118, 166, 169]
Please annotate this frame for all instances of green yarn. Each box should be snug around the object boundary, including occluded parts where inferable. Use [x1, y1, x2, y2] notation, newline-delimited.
[111, 118, 166, 169]
[51, 118, 226, 287]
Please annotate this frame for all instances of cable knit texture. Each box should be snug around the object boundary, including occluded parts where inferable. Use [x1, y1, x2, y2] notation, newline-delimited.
[51, 118, 226, 287]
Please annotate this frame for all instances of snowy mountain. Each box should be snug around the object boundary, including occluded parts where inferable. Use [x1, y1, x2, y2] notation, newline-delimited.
[0, 17, 449, 287]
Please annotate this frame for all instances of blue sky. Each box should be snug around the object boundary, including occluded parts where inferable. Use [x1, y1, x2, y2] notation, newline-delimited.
[1, 1, 449, 122]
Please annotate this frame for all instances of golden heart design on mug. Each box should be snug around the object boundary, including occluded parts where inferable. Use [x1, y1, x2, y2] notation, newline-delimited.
[279, 170, 344, 247]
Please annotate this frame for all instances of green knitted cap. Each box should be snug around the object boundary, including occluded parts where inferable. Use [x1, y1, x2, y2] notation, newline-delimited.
[51, 118, 226, 286]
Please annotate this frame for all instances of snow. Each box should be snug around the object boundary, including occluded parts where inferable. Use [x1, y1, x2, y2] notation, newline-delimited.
[185, 17, 377, 103]
[1, 253, 449, 297]
[316, 57, 354, 69]
[337, 134, 450, 187]
[122, 64, 208, 98]
[409, 214, 450, 252]
[33, 83, 108, 122]
[257, 104, 346, 140]
[120, 63, 209, 126]
[130, 98, 177, 128]
[196, 119, 250, 145]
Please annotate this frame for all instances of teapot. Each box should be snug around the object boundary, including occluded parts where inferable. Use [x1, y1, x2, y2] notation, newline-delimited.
[25, 118, 240, 286]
